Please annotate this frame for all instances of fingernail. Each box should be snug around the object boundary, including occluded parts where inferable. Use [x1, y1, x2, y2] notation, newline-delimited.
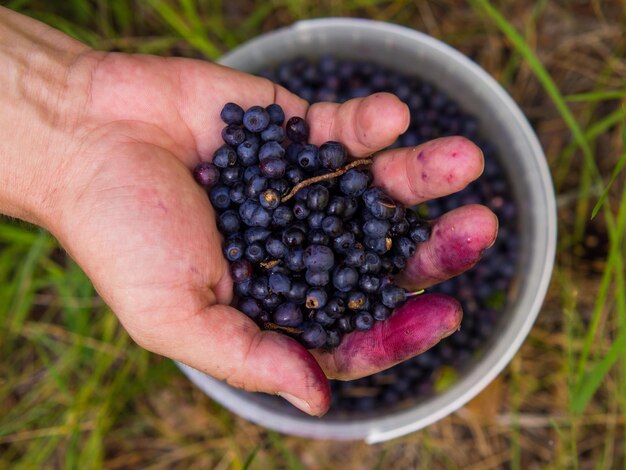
[278, 392, 313, 415]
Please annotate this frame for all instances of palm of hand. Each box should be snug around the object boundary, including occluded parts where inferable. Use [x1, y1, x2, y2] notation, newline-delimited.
[52, 51, 497, 415]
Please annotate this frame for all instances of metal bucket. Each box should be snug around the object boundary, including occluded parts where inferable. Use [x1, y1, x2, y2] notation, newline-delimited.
[177, 18, 557, 443]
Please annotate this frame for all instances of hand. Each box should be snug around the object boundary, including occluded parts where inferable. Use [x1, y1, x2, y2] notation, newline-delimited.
[1, 8, 497, 416]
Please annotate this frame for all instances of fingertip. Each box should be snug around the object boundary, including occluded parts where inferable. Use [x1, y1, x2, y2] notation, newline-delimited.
[356, 93, 411, 150]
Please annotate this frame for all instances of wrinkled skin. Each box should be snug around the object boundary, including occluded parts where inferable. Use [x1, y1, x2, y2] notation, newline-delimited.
[1, 7, 498, 416]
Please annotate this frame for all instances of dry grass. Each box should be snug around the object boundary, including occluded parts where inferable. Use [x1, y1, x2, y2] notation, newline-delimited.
[1, 0, 625, 468]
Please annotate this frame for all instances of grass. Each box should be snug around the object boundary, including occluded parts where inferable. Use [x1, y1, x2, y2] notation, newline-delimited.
[2, 0, 626, 468]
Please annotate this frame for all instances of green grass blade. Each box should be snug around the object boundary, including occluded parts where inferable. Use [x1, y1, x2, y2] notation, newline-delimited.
[242, 444, 262, 470]
[566, 90, 626, 102]
[591, 152, 626, 219]
[572, 328, 626, 415]
[267, 431, 305, 470]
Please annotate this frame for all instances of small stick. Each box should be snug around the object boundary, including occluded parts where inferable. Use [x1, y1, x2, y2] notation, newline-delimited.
[281, 158, 373, 202]
[264, 322, 303, 334]
[406, 289, 425, 297]
[260, 260, 281, 269]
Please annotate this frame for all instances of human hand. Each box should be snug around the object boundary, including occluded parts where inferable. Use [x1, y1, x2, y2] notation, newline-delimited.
[1, 8, 497, 416]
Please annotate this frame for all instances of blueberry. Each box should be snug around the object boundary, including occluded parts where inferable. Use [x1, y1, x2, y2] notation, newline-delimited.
[269, 272, 291, 294]
[209, 185, 231, 210]
[308, 230, 329, 246]
[259, 188, 280, 210]
[286, 279, 307, 302]
[337, 316, 354, 333]
[220, 102, 244, 125]
[364, 236, 392, 254]
[268, 178, 290, 197]
[297, 144, 320, 171]
[365, 191, 396, 219]
[265, 236, 287, 258]
[221, 125, 246, 146]
[360, 251, 381, 273]
[372, 303, 391, 321]
[245, 175, 268, 198]
[243, 165, 261, 183]
[238, 297, 262, 319]
[391, 205, 406, 223]
[314, 310, 336, 327]
[220, 165, 243, 186]
[322, 216, 343, 237]
[243, 105, 270, 133]
[325, 298, 345, 318]
[243, 227, 271, 244]
[261, 124, 285, 142]
[306, 185, 330, 211]
[237, 140, 259, 167]
[244, 242, 266, 263]
[272, 205, 294, 227]
[284, 248, 305, 272]
[324, 329, 342, 349]
[409, 222, 431, 243]
[347, 291, 368, 311]
[286, 116, 309, 142]
[307, 211, 326, 230]
[223, 235, 245, 261]
[332, 266, 359, 292]
[258, 141, 285, 161]
[230, 259, 253, 283]
[300, 322, 328, 349]
[239, 200, 271, 227]
[273, 302, 303, 327]
[262, 293, 282, 310]
[266, 103, 285, 125]
[363, 219, 390, 238]
[305, 268, 330, 287]
[359, 274, 381, 294]
[285, 143, 303, 165]
[345, 247, 365, 267]
[250, 276, 270, 300]
[305, 288, 328, 309]
[390, 218, 410, 236]
[212, 144, 237, 168]
[381, 285, 407, 308]
[340, 169, 369, 196]
[234, 280, 252, 297]
[326, 196, 346, 216]
[282, 227, 305, 247]
[292, 202, 310, 220]
[303, 245, 335, 272]
[343, 197, 359, 217]
[285, 166, 304, 185]
[229, 183, 246, 205]
[395, 237, 417, 258]
[218, 210, 240, 234]
[193, 162, 220, 189]
[354, 312, 374, 331]
[330, 232, 354, 255]
[319, 141, 347, 170]
[259, 157, 286, 179]
[392, 255, 407, 270]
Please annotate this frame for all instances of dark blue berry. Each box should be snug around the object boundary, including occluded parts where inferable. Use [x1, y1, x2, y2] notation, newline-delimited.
[314, 310, 335, 327]
[381, 285, 407, 308]
[286, 116, 309, 142]
[259, 188, 280, 210]
[308, 230, 329, 245]
[359, 274, 381, 294]
[340, 169, 368, 196]
[337, 316, 354, 333]
[360, 251, 381, 273]
[292, 202, 310, 220]
[234, 279, 251, 297]
[239, 298, 262, 319]
[324, 329, 342, 349]
[303, 245, 335, 272]
[229, 183, 246, 205]
[345, 247, 365, 267]
[372, 303, 391, 321]
[297, 144, 320, 171]
[245, 175, 268, 199]
[286, 280, 307, 302]
[300, 322, 328, 349]
[243, 165, 261, 183]
[282, 227, 305, 247]
[395, 237, 417, 258]
[250, 276, 270, 300]
[266, 103, 285, 125]
[273, 302, 303, 327]
[212, 145, 237, 168]
[261, 124, 285, 142]
[354, 312, 374, 331]
[319, 141, 347, 170]
[326, 196, 346, 216]
[209, 185, 231, 210]
[305, 268, 330, 287]
[325, 298, 345, 318]
[305, 288, 328, 309]
[285, 166, 304, 185]
[343, 197, 359, 217]
[347, 291, 369, 311]
[332, 266, 359, 292]
[364, 236, 392, 254]
[363, 219, 390, 238]
[193, 162, 220, 189]
[243, 106, 270, 133]
[262, 293, 282, 310]
[322, 216, 343, 237]
[265, 236, 287, 258]
[269, 272, 291, 294]
[272, 205, 293, 227]
[243, 227, 271, 244]
[239, 200, 271, 227]
[218, 210, 240, 234]
[285, 143, 303, 165]
[268, 178, 290, 197]
[244, 242, 266, 263]
[258, 141, 285, 161]
[259, 157, 286, 179]
[306, 185, 330, 210]
[223, 236, 245, 261]
[237, 140, 259, 167]
[220, 165, 242, 186]
[220, 102, 244, 125]
[410, 222, 431, 243]
[307, 211, 326, 230]
[221, 125, 246, 146]
[284, 248, 305, 272]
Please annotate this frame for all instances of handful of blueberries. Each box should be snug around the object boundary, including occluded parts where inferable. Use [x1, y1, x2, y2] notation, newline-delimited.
[193, 102, 431, 350]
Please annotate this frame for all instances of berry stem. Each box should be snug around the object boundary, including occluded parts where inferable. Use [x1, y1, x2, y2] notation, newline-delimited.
[281, 158, 373, 202]
[264, 322, 303, 334]
[406, 289, 425, 297]
[260, 259, 281, 269]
